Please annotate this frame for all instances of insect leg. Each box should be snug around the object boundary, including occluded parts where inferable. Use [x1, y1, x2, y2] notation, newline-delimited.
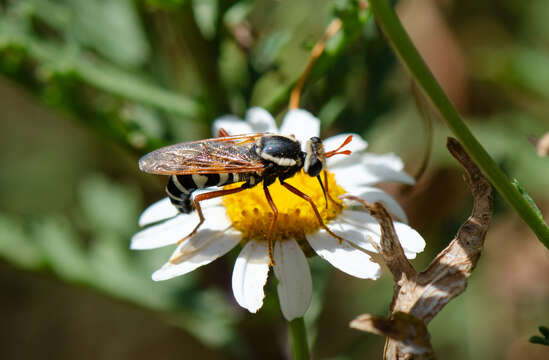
[263, 184, 278, 266]
[280, 180, 344, 244]
[175, 185, 248, 246]
[324, 170, 343, 209]
[217, 128, 230, 137]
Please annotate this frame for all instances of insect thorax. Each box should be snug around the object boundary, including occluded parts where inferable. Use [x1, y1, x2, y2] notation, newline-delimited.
[254, 134, 326, 182]
[255, 135, 302, 167]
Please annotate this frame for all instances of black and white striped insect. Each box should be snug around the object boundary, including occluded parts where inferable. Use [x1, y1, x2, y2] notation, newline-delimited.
[138, 130, 353, 260]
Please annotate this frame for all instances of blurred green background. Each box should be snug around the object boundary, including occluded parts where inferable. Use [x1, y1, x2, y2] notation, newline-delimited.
[1, 0, 549, 359]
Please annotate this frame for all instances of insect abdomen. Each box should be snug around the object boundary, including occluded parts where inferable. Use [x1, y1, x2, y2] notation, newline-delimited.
[165, 173, 240, 213]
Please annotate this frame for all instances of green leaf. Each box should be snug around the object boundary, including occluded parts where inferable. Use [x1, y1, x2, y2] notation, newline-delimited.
[169, 288, 239, 347]
[0, 20, 203, 118]
[145, 0, 187, 11]
[120, 104, 168, 148]
[530, 336, 549, 345]
[31, 216, 90, 282]
[530, 326, 549, 346]
[25, 0, 72, 31]
[251, 30, 291, 73]
[76, 59, 204, 118]
[31, 0, 151, 68]
[87, 232, 174, 309]
[78, 174, 141, 235]
[192, 0, 218, 40]
[476, 46, 549, 99]
[0, 214, 42, 269]
[318, 96, 348, 128]
[219, 40, 249, 92]
[223, 0, 254, 26]
[540, 326, 549, 338]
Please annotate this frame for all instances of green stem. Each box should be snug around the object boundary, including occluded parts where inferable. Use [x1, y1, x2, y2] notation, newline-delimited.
[289, 317, 310, 360]
[368, 0, 549, 248]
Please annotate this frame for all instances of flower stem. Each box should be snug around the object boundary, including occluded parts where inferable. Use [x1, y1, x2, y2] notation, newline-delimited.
[289, 18, 342, 110]
[368, 0, 549, 248]
[288, 317, 310, 360]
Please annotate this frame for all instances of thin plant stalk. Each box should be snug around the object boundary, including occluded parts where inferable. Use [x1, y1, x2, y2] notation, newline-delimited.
[289, 18, 342, 110]
[289, 317, 310, 360]
[368, 0, 549, 248]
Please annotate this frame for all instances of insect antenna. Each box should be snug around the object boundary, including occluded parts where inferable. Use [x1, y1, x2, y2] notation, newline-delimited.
[325, 135, 353, 158]
[316, 175, 328, 208]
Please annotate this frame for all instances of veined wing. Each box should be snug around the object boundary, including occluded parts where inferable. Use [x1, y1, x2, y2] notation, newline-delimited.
[139, 134, 266, 175]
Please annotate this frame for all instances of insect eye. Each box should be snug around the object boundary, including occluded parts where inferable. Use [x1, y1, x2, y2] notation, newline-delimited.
[306, 157, 323, 177]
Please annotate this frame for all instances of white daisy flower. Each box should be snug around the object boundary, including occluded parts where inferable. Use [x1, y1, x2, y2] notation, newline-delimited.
[131, 107, 425, 321]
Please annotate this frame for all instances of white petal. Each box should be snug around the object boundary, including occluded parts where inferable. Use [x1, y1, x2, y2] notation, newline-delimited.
[331, 152, 414, 186]
[338, 210, 385, 249]
[327, 152, 365, 171]
[138, 197, 179, 227]
[339, 210, 425, 257]
[339, 210, 392, 243]
[232, 240, 270, 313]
[331, 162, 386, 188]
[152, 228, 241, 281]
[340, 209, 379, 229]
[212, 115, 252, 136]
[279, 109, 320, 144]
[131, 206, 231, 250]
[362, 153, 404, 171]
[273, 239, 312, 321]
[404, 250, 418, 259]
[362, 164, 415, 185]
[307, 230, 381, 279]
[328, 220, 377, 253]
[332, 160, 414, 187]
[393, 222, 425, 255]
[324, 133, 368, 167]
[343, 186, 408, 223]
[132, 214, 191, 250]
[245, 107, 277, 133]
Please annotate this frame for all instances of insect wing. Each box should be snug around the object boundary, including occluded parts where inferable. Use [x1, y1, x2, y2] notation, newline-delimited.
[139, 134, 266, 175]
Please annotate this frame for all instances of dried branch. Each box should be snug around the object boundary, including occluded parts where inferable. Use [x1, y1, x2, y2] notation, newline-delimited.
[341, 195, 416, 281]
[351, 312, 434, 358]
[349, 137, 493, 360]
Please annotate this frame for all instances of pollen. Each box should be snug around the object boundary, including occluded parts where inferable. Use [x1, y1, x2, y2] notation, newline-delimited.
[222, 171, 345, 242]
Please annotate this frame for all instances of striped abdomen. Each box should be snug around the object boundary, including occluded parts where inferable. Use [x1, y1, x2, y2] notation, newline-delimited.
[165, 173, 257, 213]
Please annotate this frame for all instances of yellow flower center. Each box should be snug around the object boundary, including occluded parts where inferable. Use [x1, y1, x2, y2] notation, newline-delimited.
[222, 171, 345, 242]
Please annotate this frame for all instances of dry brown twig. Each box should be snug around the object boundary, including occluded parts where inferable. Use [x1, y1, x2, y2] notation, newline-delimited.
[344, 137, 493, 360]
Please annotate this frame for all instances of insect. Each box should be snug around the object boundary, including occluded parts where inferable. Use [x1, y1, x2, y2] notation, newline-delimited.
[139, 129, 353, 263]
